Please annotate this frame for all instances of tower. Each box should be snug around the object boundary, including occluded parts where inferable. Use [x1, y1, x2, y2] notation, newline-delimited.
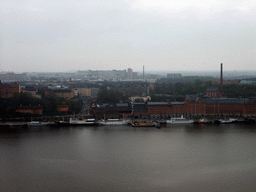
[220, 63, 223, 94]
[128, 68, 133, 79]
[143, 66, 145, 79]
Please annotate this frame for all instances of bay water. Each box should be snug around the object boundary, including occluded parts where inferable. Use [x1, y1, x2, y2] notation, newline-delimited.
[1, 123, 256, 192]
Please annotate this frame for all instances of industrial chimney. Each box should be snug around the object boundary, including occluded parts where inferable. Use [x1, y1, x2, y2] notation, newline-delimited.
[220, 63, 223, 94]
[143, 66, 145, 79]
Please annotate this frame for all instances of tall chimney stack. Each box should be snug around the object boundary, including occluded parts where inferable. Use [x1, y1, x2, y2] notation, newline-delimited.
[220, 63, 223, 93]
[143, 65, 145, 79]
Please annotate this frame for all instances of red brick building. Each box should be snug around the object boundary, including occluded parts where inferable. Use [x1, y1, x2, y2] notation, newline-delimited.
[0, 82, 20, 98]
[16, 106, 43, 114]
[57, 105, 69, 112]
[90, 96, 256, 119]
[204, 87, 222, 98]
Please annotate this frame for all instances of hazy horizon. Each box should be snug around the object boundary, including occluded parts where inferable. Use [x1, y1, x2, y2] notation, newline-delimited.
[1, 0, 255, 72]
[2, 69, 256, 79]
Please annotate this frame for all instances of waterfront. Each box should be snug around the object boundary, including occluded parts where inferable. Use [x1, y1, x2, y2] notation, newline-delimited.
[1, 124, 256, 192]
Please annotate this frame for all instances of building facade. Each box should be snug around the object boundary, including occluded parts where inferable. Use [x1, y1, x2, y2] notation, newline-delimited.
[16, 106, 43, 114]
[90, 96, 256, 119]
[127, 68, 133, 79]
[91, 103, 132, 119]
[54, 89, 75, 99]
[0, 82, 21, 98]
[0, 73, 27, 81]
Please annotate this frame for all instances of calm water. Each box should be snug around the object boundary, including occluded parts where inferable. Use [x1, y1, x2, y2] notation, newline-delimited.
[1, 124, 256, 192]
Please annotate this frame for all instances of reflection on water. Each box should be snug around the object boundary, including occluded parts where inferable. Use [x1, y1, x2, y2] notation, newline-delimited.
[1, 124, 256, 192]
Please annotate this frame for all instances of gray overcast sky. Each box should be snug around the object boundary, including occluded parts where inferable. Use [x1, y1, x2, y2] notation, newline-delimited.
[1, 0, 255, 72]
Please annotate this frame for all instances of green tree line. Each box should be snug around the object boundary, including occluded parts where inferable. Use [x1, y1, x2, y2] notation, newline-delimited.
[223, 84, 256, 98]
[96, 81, 256, 103]
[96, 87, 129, 104]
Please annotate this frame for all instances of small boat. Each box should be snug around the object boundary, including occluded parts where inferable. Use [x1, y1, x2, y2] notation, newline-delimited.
[166, 115, 194, 124]
[195, 118, 208, 124]
[229, 118, 238, 123]
[219, 119, 232, 124]
[215, 117, 238, 124]
[154, 122, 161, 128]
[131, 121, 155, 127]
[98, 119, 129, 126]
[69, 118, 98, 126]
[27, 121, 49, 127]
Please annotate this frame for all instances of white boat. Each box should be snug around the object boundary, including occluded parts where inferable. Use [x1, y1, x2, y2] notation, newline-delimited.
[219, 119, 232, 124]
[215, 118, 238, 124]
[229, 118, 238, 123]
[98, 119, 129, 126]
[69, 118, 98, 126]
[166, 115, 194, 124]
[27, 121, 49, 126]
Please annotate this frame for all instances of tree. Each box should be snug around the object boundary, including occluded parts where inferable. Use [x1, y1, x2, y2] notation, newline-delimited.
[97, 88, 126, 104]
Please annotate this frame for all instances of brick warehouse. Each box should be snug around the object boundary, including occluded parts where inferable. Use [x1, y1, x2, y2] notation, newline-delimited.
[91, 95, 256, 119]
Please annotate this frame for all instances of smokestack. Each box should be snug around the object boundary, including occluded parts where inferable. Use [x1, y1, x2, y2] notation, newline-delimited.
[220, 63, 223, 93]
[143, 66, 145, 79]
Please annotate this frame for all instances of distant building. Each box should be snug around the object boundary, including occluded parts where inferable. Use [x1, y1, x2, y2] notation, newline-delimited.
[129, 96, 151, 103]
[132, 72, 138, 79]
[90, 95, 256, 118]
[240, 80, 255, 85]
[77, 69, 127, 80]
[225, 80, 239, 85]
[167, 73, 182, 79]
[0, 72, 27, 81]
[128, 68, 133, 79]
[54, 89, 75, 99]
[76, 88, 91, 97]
[57, 105, 69, 112]
[132, 103, 148, 117]
[204, 87, 222, 98]
[16, 106, 43, 114]
[75, 87, 99, 98]
[0, 81, 21, 98]
[21, 87, 37, 97]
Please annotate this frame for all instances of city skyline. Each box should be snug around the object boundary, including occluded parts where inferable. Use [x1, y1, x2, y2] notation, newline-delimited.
[1, 0, 255, 73]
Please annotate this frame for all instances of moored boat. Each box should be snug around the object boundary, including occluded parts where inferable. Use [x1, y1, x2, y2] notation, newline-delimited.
[166, 115, 194, 124]
[195, 118, 208, 124]
[153, 122, 161, 128]
[131, 121, 155, 127]
[27, 121, 49, 127]
[229, 118, 238, 123]
[98, 119, 129, 126]
[69, 118, 98, 126]
[219, 119, 232, 124]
